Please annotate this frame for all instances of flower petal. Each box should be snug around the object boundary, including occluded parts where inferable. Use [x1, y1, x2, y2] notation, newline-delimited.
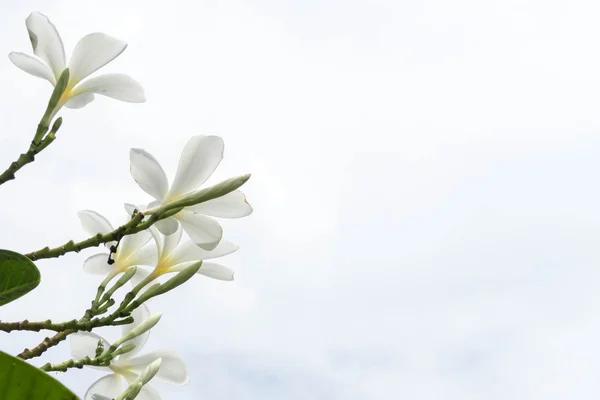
[71, 73, 145, 103]
[68, 33, 127, 85]
[64, 92, 95, 109]
[155, 216, 179, 236]
[8, 52, 56, 84]
[121, 350, 189, 385]
[78, 210, 114, 235]
[167, 239, 238, 266]
[129, 244, 159, 267]
[84, 374, 126, 400]
[177, 211, 222, 251]
[198, 262, 234, 281]
[120, 303, 151, 359]
[118, 230, 152, 263]
[25, 12, 66, 79]
[136, 384, 162, 400]
[162, 225, 183, 259]
[166, 136, 224, 200]
[170, 261, 234, 281]
[131, 266, 152, 287]
[71, 331, 111, 360]
[83, 253, 113, 275]
[130, 149, 169, 202]
[189, 189, 253, 218]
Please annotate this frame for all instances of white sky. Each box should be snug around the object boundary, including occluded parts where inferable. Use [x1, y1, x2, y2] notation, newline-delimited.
[2, 0, 600, 399]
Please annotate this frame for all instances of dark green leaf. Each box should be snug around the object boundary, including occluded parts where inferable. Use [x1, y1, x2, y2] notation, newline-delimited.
[0, 249, 41, 306]
[0, 351, 79, 399]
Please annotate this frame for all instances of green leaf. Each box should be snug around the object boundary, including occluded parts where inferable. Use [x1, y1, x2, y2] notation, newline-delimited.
[0, 351, 79, 399]
[0, 249, 41, 306]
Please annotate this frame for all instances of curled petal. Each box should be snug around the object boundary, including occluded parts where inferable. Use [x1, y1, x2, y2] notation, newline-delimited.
[130, 149, 169, 202]
[177, 211, 222, 251]
[189, 190, 253, 218]
[8, 52, 55, 84]
[166, 136, 224, 200]
[83, 253, 113, 275]
[167, 239, 238, 266]
[25, 12, 66, 78]
[121, 350, 190, 385]
[84, 374, 126, 400]
[69, 33, 127, 85]
[72, 73, 145, 103]
[64, 92, 95, 109]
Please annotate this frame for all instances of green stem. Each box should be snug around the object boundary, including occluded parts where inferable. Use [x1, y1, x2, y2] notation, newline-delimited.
[40, 354, 111, 372]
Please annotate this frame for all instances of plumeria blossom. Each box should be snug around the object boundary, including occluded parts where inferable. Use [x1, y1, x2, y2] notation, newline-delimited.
[9, 11, 145, 116]
[78, 210, 156, 280]
[129, 135, 253, 250]
[132, 224, 239, 287]
[70, 304, 189, 400]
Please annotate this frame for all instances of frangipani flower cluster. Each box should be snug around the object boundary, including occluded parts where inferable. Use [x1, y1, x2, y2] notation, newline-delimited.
[9, 12, 145, 117]
[2, 9, 253, 400]
[70, 304, 188, 400]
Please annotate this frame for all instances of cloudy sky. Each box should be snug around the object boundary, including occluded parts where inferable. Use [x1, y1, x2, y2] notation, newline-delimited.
[3, 0, 600, 398]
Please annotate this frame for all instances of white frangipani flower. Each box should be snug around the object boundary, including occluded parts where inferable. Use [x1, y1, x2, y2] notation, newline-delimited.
[129, 135, 253, 250]
[78, 210, 156, 280]
[70, 304, 189, 400]
[9, 11, 145, 116]
[132, 224, 239, 287]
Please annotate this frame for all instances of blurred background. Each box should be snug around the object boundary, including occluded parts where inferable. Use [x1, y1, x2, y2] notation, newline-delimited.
[2, 0, 600, 398]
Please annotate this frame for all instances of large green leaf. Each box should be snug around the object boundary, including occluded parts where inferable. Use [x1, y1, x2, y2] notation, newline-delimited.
[0, 351, 79, 399]
[0, 249, 41, 306]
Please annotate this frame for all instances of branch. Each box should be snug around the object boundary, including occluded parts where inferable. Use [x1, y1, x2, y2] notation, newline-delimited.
[0, 119, 61, 186]
[0, 69, 69, 187]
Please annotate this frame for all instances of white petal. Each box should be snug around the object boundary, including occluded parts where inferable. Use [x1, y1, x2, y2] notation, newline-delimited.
[69, 33, 127, 85]
[84, 374, 126, 400]
[137, 384, 162, 400]
[83, 253, 113, 275]
[128, 244, 159, 267]
[64, 92, 95, 109]
[131, 266, 152, 287]
[124, 203, 143, 216]
[72, 73, 145, 103]
[148, 226, 165, 261]
[155, 217, 179, 236]
[78, 210, 114, 235]
[177, 211, 222, 251]
[162, 225, 183, 259]
[189, 189, 253, 218]
[167, 239, 238, 266]
[198, 262, 235, 281]
[25, 12, 66, 78]
[120, 303, 151, 359]
[130, 149, 169, 202]
[71, 331, 111, 360]
[121, 350, 189, 385]
[118, 230, 152, 262]
[8, 52, 56, 84]
[166, 136, 224, 200]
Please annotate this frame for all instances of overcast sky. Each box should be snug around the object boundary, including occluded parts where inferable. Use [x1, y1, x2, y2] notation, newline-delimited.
[3, 0, 600, 399]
